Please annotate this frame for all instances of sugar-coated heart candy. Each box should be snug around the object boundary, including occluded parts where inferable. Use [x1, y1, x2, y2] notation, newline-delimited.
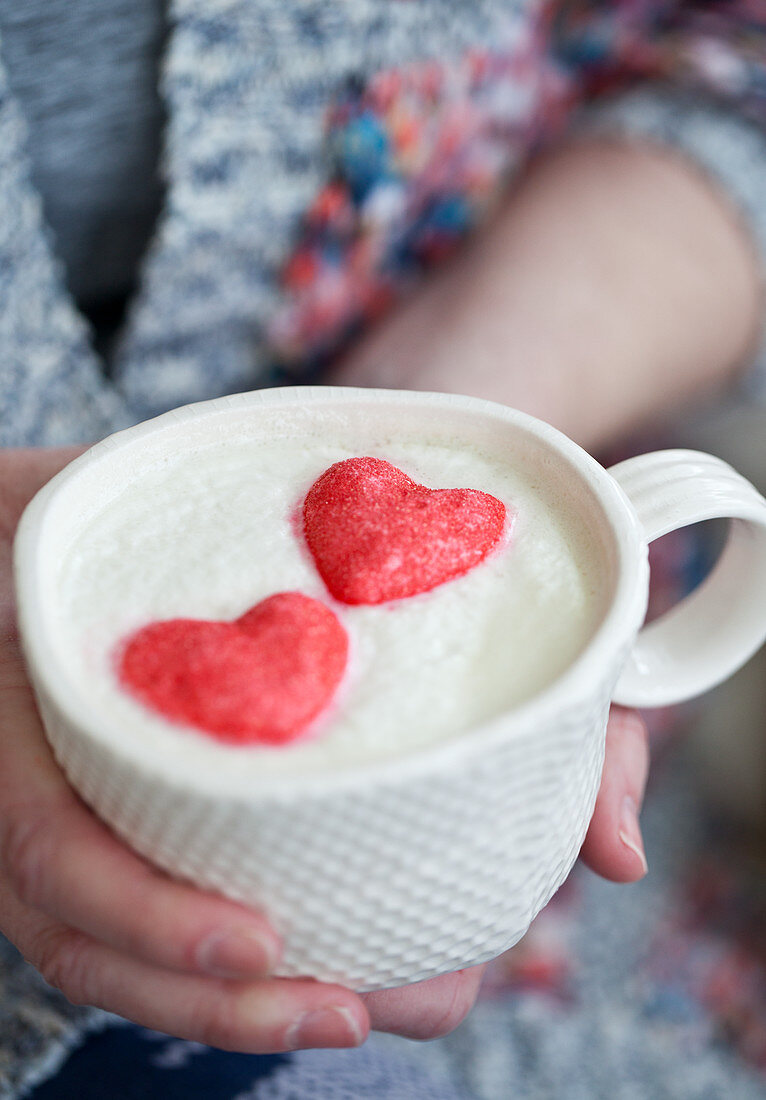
[303, 457, 507, 604]
[118, 592, 348, 745]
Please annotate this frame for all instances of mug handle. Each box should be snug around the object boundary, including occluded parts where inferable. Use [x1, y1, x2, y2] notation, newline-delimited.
[608, 450, 766, 708]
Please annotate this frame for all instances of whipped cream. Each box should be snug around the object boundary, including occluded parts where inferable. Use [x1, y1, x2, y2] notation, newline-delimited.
[54, 434, 607, 775]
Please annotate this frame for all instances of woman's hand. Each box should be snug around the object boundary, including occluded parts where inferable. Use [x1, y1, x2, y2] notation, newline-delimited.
[0, 448, 647, 1051]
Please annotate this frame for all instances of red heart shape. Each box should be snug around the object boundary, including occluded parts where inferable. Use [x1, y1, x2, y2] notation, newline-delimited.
[117, 592, 348, 745]
[303, 457, 507, 605]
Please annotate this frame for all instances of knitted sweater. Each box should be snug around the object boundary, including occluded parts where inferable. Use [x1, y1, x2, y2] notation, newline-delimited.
[1, 0, 766, 450]
[1, 3, 766, 1097]
[0, 0, 166, 309]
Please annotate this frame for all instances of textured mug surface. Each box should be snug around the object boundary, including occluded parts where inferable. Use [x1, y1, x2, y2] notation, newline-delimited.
[14, 388, 766, 990]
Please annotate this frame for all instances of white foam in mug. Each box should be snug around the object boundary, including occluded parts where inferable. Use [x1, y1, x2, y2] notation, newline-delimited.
[55, 433, 608, 776]
[14, 388, 766, 990]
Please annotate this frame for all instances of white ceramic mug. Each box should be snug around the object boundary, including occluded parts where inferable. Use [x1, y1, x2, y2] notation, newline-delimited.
[14, 388, 766, 990]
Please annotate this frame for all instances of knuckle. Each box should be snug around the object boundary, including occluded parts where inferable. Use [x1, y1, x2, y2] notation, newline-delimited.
[625, 712, 649, 748]
[0, 807, 55, 908]
[0, 636, 25, 693]
[29, 925, 93, 1005]
[610, 708, 649, 753]
[108, 877, 157, 957]
[608, 709, 650, 799]
[426, 991, 473, 1040]
[118, 873, 189, 966]
[408, 977, 477, 1041]
[185, 986, 241, 1049]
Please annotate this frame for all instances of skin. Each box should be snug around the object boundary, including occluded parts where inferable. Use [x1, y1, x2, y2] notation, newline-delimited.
[0, 138, 761, 1051]
[332, 139, 761, 449]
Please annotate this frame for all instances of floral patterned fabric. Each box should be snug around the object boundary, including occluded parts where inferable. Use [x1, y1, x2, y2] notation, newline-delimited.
[270, 1, 766, 374]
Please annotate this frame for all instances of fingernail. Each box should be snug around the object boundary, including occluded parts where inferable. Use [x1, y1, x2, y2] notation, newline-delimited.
[285, 1005, 365, 1050]
[196, 927, 280, 978]
[618, 795, 648, 876]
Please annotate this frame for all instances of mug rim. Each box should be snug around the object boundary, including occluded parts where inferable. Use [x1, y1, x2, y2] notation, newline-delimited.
[14, 387, 649, 798]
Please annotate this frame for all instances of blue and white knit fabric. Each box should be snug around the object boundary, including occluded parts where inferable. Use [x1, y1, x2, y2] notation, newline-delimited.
[1, 0, 766, 447]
